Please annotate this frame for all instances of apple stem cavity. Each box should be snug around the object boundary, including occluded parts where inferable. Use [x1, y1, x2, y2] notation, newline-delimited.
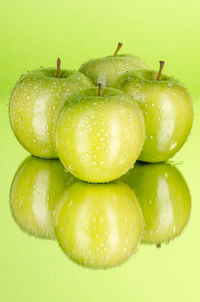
[98, 83, 102, 96]
[114, 42, 123, 56]
[156, 243, 161, 248]
[56, 58, 61, 78]
[156, 61, 165, 80]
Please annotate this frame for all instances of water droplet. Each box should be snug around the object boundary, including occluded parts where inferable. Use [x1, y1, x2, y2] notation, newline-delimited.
[68, 201, 73, 207]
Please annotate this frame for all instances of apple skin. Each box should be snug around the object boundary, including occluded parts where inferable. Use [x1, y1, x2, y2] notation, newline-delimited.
[55, 87, 145, 183]
[112, 70, 193, 162]
[10, 156, 74, 239]
[121, 162, 191, 245]
[54, 180, 143, 269]
[9, 67, 93, 158]
[79, 54, 149, 87]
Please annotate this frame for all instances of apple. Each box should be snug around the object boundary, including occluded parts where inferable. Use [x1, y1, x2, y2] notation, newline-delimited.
[55, 180, 143, 269]
[112, 61, 193, 162]
[55, 85, 145, 183]
[10, 156, 74, 239]
[121, 162, 191, 246]
[79, 42, 149, 87]
[9, 58, 93, 158]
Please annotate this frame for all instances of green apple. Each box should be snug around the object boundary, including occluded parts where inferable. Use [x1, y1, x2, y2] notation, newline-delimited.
[121, 162, 191, 245]
[55, 180, 143, 269]
[112, 61, 193, 162]
[55, 86, 145, 183]
[9, 59, 93, 158]
[10, 156, 74, 239]
[79, 42, 149, 87]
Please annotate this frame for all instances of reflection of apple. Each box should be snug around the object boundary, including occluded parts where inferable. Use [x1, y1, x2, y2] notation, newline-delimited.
[112, 62, 193, 162]
[56, 86, 145, 183]
[55, 180, 143, 269]
[10, 156, 74, 239]
[79, 42, 149, 87]
[121, 162, 191, 245]
[9, 59, 93, 158]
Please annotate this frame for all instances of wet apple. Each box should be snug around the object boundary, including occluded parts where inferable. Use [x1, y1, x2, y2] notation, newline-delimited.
[112, 62, 193, 162]
[9, 59, 93, 158]
[79, 42, 149, 87]
[55, 86, 145, 183]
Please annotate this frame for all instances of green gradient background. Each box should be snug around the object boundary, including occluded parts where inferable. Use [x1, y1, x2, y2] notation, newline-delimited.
[0, 0, 200, 301]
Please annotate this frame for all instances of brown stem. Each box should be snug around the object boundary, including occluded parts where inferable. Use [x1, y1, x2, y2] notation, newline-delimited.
[156, 61, 165, 80]
[98, 83, 102, 96]
[114, 42, 123, 56]
[156, 243, 161, 248]
[56, 58, 61, 78]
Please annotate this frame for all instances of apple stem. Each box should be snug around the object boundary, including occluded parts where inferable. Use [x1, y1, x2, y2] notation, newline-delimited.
[114, 42, 123, 56]
[98, 83, 102, 96]
[156, 61, 165, 80]
[156, 244, 161, 248]
[56, 58, 61, 78]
